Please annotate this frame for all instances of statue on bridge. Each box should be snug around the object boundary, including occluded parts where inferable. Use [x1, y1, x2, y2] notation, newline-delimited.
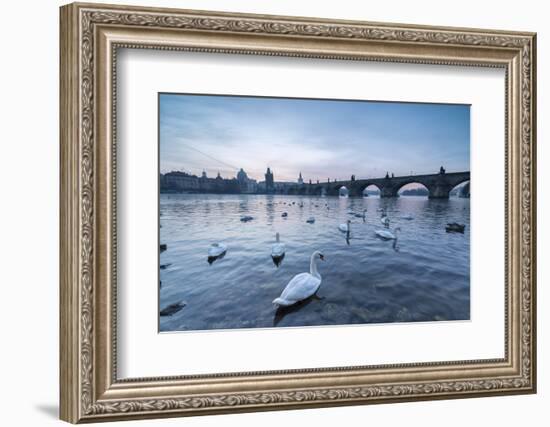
[440, 166, 446, 174]
[385, 172, 389, 179]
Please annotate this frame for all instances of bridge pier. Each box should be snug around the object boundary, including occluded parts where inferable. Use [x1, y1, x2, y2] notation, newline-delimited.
[428, 185, 451, 199]
[349, 185, 363, 197]
[427, 177, 453, 199]
[380, 186, 398, 198]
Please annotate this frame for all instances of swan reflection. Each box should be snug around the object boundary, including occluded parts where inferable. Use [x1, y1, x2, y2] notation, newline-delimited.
[271, 252, 285, 267]
[273, 294, 324, 327]
[207, 251, 226, 265]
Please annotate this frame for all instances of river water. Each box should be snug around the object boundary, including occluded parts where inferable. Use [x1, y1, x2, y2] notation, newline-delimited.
[159, 194, 470, 332]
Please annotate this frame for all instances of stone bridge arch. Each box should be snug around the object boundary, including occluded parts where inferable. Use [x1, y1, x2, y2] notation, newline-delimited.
[449, 177, 470, 189]
[309, 185, 325, 196]
[427, 174, 470, 198]
[449, 178, 470, 197]
[294, 171, 469, 199]
[356, 182, 382, 197]
[331, 184, 353, 197]
[395, 180, 431, 197]
[320, 183, 343, 196]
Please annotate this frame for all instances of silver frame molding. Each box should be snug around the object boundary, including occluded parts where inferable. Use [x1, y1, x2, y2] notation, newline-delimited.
[60, 2, 537, 423]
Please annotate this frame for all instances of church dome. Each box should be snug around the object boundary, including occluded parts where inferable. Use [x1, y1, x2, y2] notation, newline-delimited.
[237, 168, 248, 181]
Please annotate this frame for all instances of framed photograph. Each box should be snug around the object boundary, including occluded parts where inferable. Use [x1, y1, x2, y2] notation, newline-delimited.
[60, 2, 537, 423]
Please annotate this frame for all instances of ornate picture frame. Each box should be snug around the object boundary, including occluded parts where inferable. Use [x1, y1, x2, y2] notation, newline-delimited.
[60, 2, 536, 423]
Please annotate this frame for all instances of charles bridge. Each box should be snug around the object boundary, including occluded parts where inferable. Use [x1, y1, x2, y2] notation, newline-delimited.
[285, 169, 470, 199]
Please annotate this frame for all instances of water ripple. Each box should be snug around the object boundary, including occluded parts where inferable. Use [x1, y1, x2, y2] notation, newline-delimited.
[159, 194, 470, 331]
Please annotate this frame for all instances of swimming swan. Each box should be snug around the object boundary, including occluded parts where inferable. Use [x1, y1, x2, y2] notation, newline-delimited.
[208, 242, 227, 257]
[272, 251, 325, 307]
[380, 215, 390, 226]
[271, 233, 285, 258]
[446, 222, 466, 233]
[354, 209, 367, 219]
[339, 219, 351, 233]
[375, 227, 401, 240]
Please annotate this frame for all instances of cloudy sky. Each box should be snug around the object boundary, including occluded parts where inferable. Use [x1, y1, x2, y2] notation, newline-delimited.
[160, 93, 470, 183]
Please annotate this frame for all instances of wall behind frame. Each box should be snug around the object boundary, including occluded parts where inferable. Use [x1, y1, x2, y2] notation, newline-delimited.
[0, 0, 545, 426]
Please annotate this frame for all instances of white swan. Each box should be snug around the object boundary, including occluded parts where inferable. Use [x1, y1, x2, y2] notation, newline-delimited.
[380, 215, 390, 226]
[339, 219, 351, 233]
[208, 243, 227, 257]
[271, 232, 285, 258]
[273, 251, 325, 306]
[354, 209, 367, 219]
[375, 227, 401, 240]
[400, 214, 414, 220]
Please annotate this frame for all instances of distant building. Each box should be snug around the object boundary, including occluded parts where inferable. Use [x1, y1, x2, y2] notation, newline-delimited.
[236, 168, 247, 182]
[161, 170, 240, 193]
[236, 168, 257, 193]
[264, 167, 274, 193]
[163, 167, 315, 195]
[257, 168, 311, 194]
[163, 171, 201, 191]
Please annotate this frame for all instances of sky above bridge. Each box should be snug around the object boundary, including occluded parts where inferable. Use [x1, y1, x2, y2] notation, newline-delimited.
[160, 93, 470, 183]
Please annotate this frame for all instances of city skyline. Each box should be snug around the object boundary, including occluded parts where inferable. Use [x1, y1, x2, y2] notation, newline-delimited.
[160, 166, 466, 185]
[160, 93, 470, 182]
